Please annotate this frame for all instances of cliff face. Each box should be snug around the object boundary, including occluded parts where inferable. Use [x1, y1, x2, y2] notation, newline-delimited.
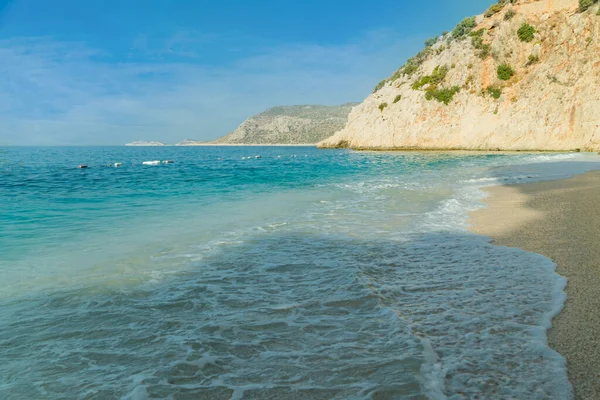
[319, 0, 600, 151]
[212, 104, 358, 145]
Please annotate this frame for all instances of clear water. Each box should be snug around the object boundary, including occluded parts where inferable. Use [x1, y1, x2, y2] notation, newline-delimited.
[1, 146, 599, 400]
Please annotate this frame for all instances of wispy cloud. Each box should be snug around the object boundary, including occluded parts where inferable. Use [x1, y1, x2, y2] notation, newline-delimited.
[0, 30, 424, 145]
[128, 30, 218, 60]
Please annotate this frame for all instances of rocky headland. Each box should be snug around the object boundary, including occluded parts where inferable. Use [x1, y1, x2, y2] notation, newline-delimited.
[319, 0, 600, 151]
[207, 103, 358, 145]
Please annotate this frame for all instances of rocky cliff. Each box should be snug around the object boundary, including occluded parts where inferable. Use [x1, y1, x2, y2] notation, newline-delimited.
[211, 104, 358, 145]
[319, 0, 600, 151]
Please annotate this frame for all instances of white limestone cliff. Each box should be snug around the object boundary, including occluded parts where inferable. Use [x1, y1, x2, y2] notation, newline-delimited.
[319, 0, 600, 151]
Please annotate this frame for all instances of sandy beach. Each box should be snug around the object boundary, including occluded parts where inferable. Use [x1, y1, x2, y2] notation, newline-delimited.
[470, 171, 600, 400]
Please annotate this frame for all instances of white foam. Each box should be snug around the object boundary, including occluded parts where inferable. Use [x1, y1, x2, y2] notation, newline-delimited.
[5, 151, 600, 399]
[419, 338, 447, 400]
[121, 385, 148, 400]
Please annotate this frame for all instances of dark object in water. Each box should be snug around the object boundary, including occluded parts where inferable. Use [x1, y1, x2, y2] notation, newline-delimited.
[78, 164, 88, 169]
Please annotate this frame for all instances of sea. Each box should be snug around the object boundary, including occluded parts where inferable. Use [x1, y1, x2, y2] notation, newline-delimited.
[2, 146, 600, 400]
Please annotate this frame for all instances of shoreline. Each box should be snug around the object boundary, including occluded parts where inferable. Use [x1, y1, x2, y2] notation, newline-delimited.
[469, 171, 600, 400]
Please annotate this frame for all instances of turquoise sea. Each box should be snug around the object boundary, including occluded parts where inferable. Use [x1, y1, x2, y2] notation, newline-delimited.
[2, 146, 600, 399]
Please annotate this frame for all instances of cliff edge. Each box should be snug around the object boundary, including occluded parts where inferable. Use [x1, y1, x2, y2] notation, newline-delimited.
[319, 0, 600, 151]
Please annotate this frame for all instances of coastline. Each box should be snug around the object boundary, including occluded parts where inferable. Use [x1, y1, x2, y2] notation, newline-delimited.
[178, 143, 316, 147]
[124, 143, 317, 147]
[469, 171, 600, 400]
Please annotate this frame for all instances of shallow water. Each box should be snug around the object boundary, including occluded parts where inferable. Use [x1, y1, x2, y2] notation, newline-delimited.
[1, 147, 599, 399]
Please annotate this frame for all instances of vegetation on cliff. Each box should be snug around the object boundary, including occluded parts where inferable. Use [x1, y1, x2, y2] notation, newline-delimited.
[486, 86, 502, 99]
[470, 28, 492, 59]
[517, 23, 536, 42]
[320, 0, 600, 151]
[371, 0, 528, 105]
[497, 64, 515, 80]
[425, 86, 461, 105]
[373, 0, 600, 97]
[580, 0, 599, 12]
[452, 17, 478, 39]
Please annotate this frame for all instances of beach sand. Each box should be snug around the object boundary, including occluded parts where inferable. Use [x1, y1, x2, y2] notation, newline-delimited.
[469, 171, 600, 400]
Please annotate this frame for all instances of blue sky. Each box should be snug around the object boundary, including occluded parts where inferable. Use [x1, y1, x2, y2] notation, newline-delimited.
[0, 0, 492, 145]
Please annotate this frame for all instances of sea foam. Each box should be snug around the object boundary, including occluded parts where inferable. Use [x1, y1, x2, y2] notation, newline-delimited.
[2, 147, 600, 399]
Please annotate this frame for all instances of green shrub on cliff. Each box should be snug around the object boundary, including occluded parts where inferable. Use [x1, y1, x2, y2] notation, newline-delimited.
[517, 23, 536, 42]
[470, 28, 485, 49]
[464, 75, 474, 88]
[452, 17, 477, 40]
[425, 86, 461, 105]
[379, 102, 388, 112]
[424, 37, 438, 47]
[412, 66, 448, 90]
[373, 79, 386, 93]
[504, 9, 516, 20]
[470, 28, 485, 38]
[470, 29, 491, 59]
[412, 75, 432, 90]
[527, 54, 539, 64]
[485, 3, 504, 17]
[579, 0, 598, 12]
[429, 65, 449, 85]
[402, 63, 419, 76]
[393, 95, 402, 103]
[486, 86, 502, 99]
[497, 64, 515, 80]
[411, 65, 458, 104]
[478, 44, 491, 59]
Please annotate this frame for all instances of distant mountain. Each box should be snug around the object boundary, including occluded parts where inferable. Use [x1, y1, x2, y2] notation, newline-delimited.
[175, 139, 208, 146]
[207, 103, 358, 145]
[125, 141, 166, 146]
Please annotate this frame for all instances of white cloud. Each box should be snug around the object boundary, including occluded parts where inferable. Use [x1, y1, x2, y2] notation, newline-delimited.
[0, 31, 424, 145]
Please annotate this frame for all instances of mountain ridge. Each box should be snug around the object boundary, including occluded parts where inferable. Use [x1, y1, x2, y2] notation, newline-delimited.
[206, 103, 358, 145]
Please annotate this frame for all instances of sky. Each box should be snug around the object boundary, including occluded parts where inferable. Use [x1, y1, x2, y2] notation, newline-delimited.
[0, 0, 493, 145]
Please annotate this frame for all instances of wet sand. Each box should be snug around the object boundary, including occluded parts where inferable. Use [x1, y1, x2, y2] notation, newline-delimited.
[470, 171, 600, 400]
